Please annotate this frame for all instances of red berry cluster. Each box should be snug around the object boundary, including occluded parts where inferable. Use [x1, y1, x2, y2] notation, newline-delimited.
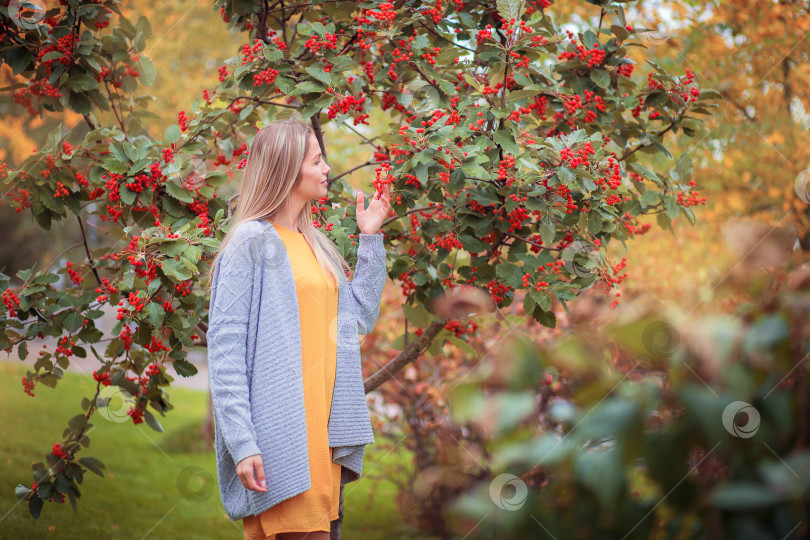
[387, 35, 417, 81]
[65, 261, 83, 285]
[444, 318, 478, 338]
[304, 32, 338, 53]
[22, 376, 36, 397]
[326, 91, 368, 125]
[175, 280, 192, 297]
[52, 443, 69, 459]
[486, 279, 512, 305]
[677, 184, 707, 207]
[253, 66, 279, 87]
[8, 186, 31, 213]
[367, 2, 396, 22]
[523, 272, 550, 291]
[39, 155, 56, 178]
[94, 277, 118, 303]
[240, 39, 264, 65]
[55, 335, 75, 357]
[178, 110, 188, 132]
[127, 407, 144, 425]
[3, 289, 20, 317]
[197, 213, 212, 235]
[267, 30, 287, 51]
[13, 79, 62, 116]
[422, 0, 444, 24]
[147, 336, 169, 353]
[617, 63, 634, 78]
[477, 25, 492, 44]
[120, 325, 133, 350]
[37, 32, 76, 75]
[420, 46, 441, 66]
[497, 156, 515, 180]
[559, 41, 606, 68]
[559, 142, 595, 169]
[117, 292, 147, 320]
[93, 369, 112, 386]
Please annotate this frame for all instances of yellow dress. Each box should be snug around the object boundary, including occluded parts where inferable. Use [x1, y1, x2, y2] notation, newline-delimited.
[243, 220, 342, 540]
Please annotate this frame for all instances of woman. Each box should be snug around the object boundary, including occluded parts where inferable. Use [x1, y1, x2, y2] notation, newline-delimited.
[206, 118, 390, 539]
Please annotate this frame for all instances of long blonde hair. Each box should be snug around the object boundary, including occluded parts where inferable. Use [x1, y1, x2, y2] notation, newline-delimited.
[204, 118, 350, 292]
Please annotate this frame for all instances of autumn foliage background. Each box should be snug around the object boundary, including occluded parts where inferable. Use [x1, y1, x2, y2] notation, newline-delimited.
[1, 0, 809, 539]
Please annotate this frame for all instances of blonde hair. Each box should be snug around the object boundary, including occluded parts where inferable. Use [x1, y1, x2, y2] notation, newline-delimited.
[204, 118, 350, 293]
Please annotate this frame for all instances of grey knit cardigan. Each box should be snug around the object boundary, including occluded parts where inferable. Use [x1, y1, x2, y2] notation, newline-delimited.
[206, 218, 387, 521]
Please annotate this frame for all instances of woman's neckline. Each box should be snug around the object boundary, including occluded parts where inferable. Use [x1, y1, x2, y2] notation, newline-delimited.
[269, 219, 303, 235]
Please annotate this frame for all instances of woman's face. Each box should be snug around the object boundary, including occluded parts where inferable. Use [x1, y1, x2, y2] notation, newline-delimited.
[294, 132, 331, 200]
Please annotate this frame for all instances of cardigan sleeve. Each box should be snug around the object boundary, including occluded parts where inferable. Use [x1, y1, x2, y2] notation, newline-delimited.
[346, 232, 387, 335]
[206, 227, 262, 466]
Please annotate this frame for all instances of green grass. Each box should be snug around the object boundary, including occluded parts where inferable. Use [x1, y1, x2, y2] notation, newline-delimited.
[0, 360, 412, 539]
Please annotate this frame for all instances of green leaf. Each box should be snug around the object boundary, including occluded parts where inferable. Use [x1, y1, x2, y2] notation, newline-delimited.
[557, 167, 575, 185]
[495, 262, 523, 287]
[493, 129, 519, 156]
[143, 409, 164, 433]
[496, 0, 526, 23]
[165, 124, 180, 144]
[137, 56, 156, 86]
[172, 358, 198, 377]
[304, 65, 332, 87]
[460, 234, 488, 253]
[402, 303, 432, 327]
[119, 184, 137, 206]
[675, 153, 692, 182]
[145, 302, 164, 328]
[610, 24, 630, 41]
[161, 258, 192, 282]
[164, 179, 195, 203]
[506, 89, 540, 103]
[640, 190, 661, 208]
[78, 456, 106, 478]
[529, 289, 552, 311]
[590, 69, 611, 89]
[292, 81, 327, 95]
[539, 216, 556, 245]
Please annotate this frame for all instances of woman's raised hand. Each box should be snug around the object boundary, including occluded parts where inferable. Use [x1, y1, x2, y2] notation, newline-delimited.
[356, 179, 391, 235]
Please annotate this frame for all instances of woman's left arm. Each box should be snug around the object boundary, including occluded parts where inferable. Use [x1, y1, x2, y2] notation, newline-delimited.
[348, 182, 391, 334]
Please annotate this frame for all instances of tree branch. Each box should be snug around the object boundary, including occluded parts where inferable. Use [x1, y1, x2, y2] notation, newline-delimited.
[364, 320, 446, 393]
